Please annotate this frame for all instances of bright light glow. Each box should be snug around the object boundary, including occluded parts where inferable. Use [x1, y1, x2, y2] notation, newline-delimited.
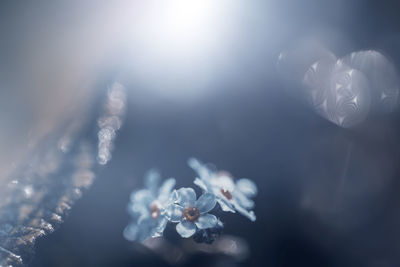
[126, 0, 238, 99]
[161, 0, 214, 41]
[134, 0, 227, 61]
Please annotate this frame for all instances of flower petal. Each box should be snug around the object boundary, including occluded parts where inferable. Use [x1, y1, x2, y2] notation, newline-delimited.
[165, 204, 183, 222]
[234, 201, 256, 222]
[196, 193, 216, 213]
[130, 189, 153, 204]
[158, 178, 176, 203]
[234, 191, 255, 209]
[176, 221, 196, 238]
[217, 198, 236, 213]
[170, 189, 179, 203]
[123, 223, 139, 241]
[144, 169, 161, 194]
[128, 201, 151, 219]
[136, 217, 159, 241]
[176, 187, 196, 207]
[188, 158, 212, 181]
[193, 177, 209, 191]
[137, 212, 150, 225]
[151, 217, 168, 237]
[195, 214, 218, 229]
[236, 178, 257, 197]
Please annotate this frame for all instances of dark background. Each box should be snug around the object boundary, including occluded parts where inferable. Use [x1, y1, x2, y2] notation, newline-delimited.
[7, 0, 399, 266]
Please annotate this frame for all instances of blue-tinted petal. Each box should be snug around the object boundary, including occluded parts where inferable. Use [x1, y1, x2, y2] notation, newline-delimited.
[176, 187, 196, 207]
[234, 202, 256, 222]
[195, 214, 218, 229]
[158, 178, 176, 203]
[151, 217, 168, 237]
[144, 169, 161, 194]
[129, 200, 151, 218]
[157, 217, 168, 231]
[196, 193, 216, 213]
[130, 189, 153, 204]
[123, 223, 139, 241]
[165, 204, 183, 222]
[233, 191, 255, 209]
[136, 217, 156, 241]
[176, 221, 196, 238]
[137, 212, 150, 224]
[188, 158, 213, 181]
[236, 178, 257, 197]
[217, 198, 235, 213]
[170, 189, 179, 203]
[194, 177, 209, 191]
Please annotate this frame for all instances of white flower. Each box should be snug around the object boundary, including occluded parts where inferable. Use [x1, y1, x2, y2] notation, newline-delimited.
[188, 158, 257, 221]
[124, 169, 176, 242]
[166, 188, 218, 238]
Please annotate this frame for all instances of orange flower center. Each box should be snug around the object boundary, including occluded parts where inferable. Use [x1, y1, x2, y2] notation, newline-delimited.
[150, 203, 160, 219]
[220, 188, 233, 200]
[183, 207, 200, 222]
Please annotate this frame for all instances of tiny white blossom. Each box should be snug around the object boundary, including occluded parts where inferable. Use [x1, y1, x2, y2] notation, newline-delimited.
[166, 188, 217, 238]
[189, 158, 257, 221]
[124, 170, 175, 242]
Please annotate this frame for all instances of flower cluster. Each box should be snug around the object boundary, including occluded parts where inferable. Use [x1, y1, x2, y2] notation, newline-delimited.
[124, 159, 257, 243]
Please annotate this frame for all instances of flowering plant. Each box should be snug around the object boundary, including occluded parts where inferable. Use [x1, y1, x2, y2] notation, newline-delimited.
[124, 159, 257, 244]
